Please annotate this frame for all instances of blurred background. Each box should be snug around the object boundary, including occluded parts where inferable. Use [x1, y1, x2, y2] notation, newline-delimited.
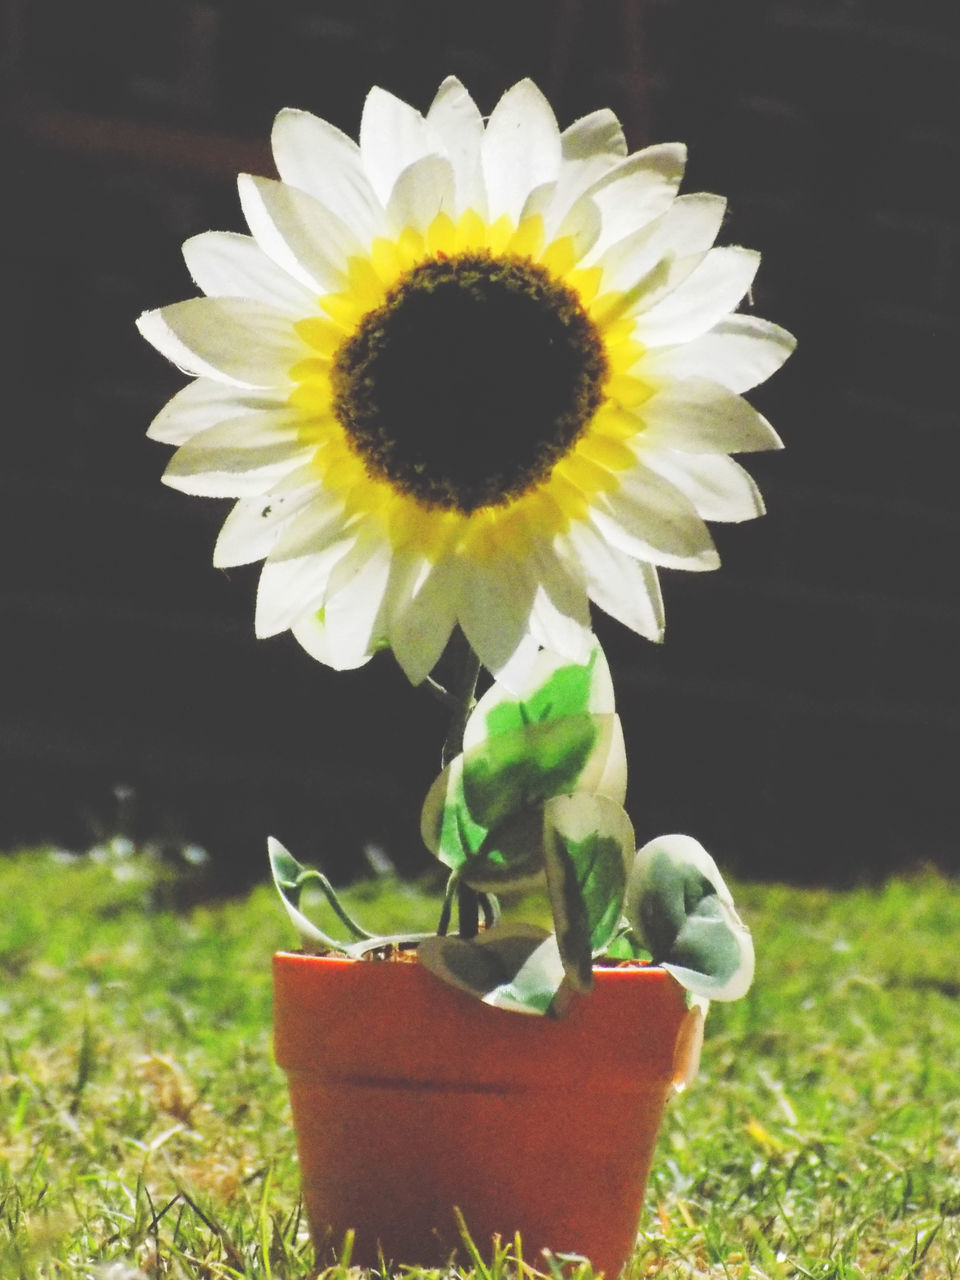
[1, 0, 957, 888]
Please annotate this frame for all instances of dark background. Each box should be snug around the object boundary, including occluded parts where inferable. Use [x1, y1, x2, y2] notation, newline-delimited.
[2, 0, 957, 886]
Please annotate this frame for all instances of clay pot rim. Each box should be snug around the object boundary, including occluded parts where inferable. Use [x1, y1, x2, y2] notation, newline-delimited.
[274, 947, 671, 985]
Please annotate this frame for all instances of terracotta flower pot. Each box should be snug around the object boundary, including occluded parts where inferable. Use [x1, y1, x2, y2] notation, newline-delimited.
[273, 950, 696, 1276]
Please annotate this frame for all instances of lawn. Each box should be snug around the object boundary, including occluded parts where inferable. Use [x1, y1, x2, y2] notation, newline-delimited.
[1, 845, 958, 1278]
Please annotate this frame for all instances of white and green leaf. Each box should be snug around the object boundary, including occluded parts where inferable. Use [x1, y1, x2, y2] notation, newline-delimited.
[461, 644, 627, 806]
[625, 833, 754, 1001]
[418, 924, 571, 1016]
[268, 837, 429, 958]
[604, 926, 651, 962]
[541, 793, 634, 992]
[421, 713, 623, 887]
[463, 642, 616, 749]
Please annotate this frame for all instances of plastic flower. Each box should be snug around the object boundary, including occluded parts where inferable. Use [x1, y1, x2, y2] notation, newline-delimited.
[138, 77, 793, 684]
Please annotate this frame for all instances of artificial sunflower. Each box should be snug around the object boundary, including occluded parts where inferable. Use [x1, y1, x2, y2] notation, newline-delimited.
[138, 77, 793, 684]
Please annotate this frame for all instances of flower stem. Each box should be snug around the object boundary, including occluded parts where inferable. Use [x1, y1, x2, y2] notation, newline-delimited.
[437, 872, 457, 936]
[458, 880, 480, 940]
[438, 629, 482, 938]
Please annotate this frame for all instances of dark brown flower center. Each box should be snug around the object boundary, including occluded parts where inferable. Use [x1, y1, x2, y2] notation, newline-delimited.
[330, 251, 608, 513]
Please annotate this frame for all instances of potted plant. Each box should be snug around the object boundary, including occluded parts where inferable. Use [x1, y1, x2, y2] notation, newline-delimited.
[138, 75, 793, 1274]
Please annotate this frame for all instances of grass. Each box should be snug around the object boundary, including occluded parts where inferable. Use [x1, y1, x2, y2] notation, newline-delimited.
[1, 844, 959, 1278]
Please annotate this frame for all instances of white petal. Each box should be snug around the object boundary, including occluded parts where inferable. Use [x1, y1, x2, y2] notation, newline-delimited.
[651, 193, 727, 257]
[481, 80, 562, 222]
[137, 298, 309, 389]
[163, 411, 311, 496]
[182, 231, 317, 313]
[642, 451, 765, 522]
[238, 174, 355, 294]
[553, 196, 606, 262]
[596, 194, 726, 297]
[592, 196, 728, 329]
[271, 108, 382, 240]
[387, 554, 461, 686]
[585, 143, 687, 255]
[372, 547, 425, 653]
[529, 587, 595, 663]
[297, 537, 392, 670]
[426, 76, 486, 217]
[594, 255, 699, 331]
[255, 541, 353, 637]
[635, 246, 760, 347]
[563, 521, 665, 643]
[593, 465, 719, 570]
[638, 377, 783, 453]
[360, 86, 437, 207]
[561, 109, 627, 163]
[526, 111, 627, 251]
[163, 462, 302, 499]
[147, 377, 282, 445]
[384, 555, 463, 686]
[386, 154, 455, 233]
[170, 408, 304, 452]
[287, 615, 336, 665]
[458, 556, 537, 676]
[265, 489, 348, 561]
[213, 486, 317, 567]
[291, 611, 370, 671]
[522, 180, 602, 262]
[486, 632, 542, 695]
[642, 315, 797, 393]
[525, 544, 594, 662]
[518, 180, 557, 226]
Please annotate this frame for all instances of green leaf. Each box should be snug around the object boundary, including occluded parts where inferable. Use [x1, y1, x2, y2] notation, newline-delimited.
[662, 914, 749, 997]
[421, 759, 488, 874]
[417, 925, 570, 1016]
[484, 935, 572, 1016]
[462, 717, 600, 829]
[421, 713, 625, 887]
[604, 928, 651, 962]
[464, 644, 615, 753]
[459, 808, 549, 891]
[541, 793, 634, 992]
[482, 650, 599, 739]
[625, 834, 755, 1001]
[421, 644, 628, 892]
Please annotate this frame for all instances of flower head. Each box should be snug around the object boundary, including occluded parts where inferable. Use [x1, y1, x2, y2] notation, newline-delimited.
[138, 77, 793, 684]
